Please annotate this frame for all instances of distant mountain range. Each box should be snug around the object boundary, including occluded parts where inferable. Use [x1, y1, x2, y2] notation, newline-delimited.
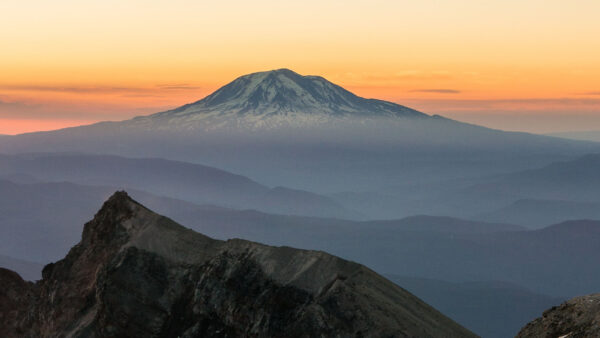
[457, 153, 600, 224]
[0, 192, 475, 337]
[464, 153, 600, 203]
[5, 150, 600, 227]
[0, 176, 517, 265]
[0, 178, 199, 263]
[185, 213, 600, 297]
[0, 153, 356, 219]
[0, 69, 598, 193]
[386, 275, 562, 338]
[0, 255, 42, 281]
[333, 152, 600, 224]
[1, 172, 597, 337]
[2, 175, 598, 299]
[476, 199, 600, 227]
[548, 130, 600, 142]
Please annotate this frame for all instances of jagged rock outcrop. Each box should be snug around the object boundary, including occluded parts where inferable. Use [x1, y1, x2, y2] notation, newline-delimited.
[517, 293, 600, 338]
[0, 268, 33, 337]
[0, 191, 476, 337]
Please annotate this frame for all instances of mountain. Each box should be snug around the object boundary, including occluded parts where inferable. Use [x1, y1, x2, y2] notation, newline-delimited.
[0, 175, 519, 267]
[446, 153, 600, 222]
[548, 130, 600, 142]
[0, 172, 41, 184]
[385, 275, 562, 338]
[188, 212, 600, 297]
[466, 153, 600, 203]
[0, 255, 43, 281]
[1, 69, 597, 193]
[345, 153, 600, 223]
[476, 199, 600, 227]
[0, 179, 593, 337]
[2, 176, 598, 299]
[0, 153, 356, 219]
[368, 215, 525, 233]
[176, 209, 600, 297]
[0, 191, 475, 337]
[130, 68, 426, 130]
[0, 178, 213, 263]
[517, 293, 600, 337]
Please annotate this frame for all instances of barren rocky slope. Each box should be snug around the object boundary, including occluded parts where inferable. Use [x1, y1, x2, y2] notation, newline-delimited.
[517, 293, 600, 338]
[0, 191, 475, 337]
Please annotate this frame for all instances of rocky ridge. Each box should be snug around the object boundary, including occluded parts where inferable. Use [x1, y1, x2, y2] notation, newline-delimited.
[0, 191, 475, 337]
[517, 293, 600, 338]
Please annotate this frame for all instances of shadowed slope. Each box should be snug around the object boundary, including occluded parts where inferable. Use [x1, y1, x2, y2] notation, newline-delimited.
[0, 192, 475, 337]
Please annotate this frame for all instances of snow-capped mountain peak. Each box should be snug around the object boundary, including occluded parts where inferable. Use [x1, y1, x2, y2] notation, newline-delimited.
[132, 69, 427, 130]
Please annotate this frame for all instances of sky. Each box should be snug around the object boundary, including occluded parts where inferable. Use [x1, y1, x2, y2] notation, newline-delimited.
[1, 0, 599, 135]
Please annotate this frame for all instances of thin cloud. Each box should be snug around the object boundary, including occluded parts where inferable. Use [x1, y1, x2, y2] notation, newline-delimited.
[337, 71, 453, 85]
[0, 85, 147, 94]
[0, 99, 50, 119]
[367, 71, 452, 81]
[579, 91, 600, 96]
[397, 97, 600, 114]
[120, 94, 166, 98]
[0, 99, 38, 110]
[410, 89, 461, 94]
[156, 84, 202, 90]
[0, 98, 165, 120]
[0, 84, 202, 94]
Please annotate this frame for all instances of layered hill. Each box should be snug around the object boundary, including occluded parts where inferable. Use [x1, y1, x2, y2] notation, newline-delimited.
[1, 179, 594, 336]
[339, 152, 600, 222]
[465, 153, 600, 203]
[2, 177, 598, 299]
[476, 199, 600, 228]
[549, 130, 600, 142]
[188, 214, 600, 297]
[0, 176, 519, 265]
[0, 153, 355, 219]
[455, 153, 600, 224]
[0, 192, 474, 337]
[386, 275, 562, 338]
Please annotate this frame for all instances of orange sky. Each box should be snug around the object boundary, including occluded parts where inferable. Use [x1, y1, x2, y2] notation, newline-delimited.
[1, 0, 600, 134]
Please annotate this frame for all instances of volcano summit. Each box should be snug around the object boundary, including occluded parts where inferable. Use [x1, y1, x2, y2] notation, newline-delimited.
[128, 68, 427, 130]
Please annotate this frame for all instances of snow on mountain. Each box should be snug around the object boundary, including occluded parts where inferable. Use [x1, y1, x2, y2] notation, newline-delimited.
[127, 68, 427, 131]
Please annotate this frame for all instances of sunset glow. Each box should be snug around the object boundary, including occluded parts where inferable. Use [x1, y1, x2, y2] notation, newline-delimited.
[1, 0, 599, 134]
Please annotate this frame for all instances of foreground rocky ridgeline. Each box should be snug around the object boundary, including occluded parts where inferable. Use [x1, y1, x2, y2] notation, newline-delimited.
[517, 293, 600, 338]
[0, 191, 475, 337]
